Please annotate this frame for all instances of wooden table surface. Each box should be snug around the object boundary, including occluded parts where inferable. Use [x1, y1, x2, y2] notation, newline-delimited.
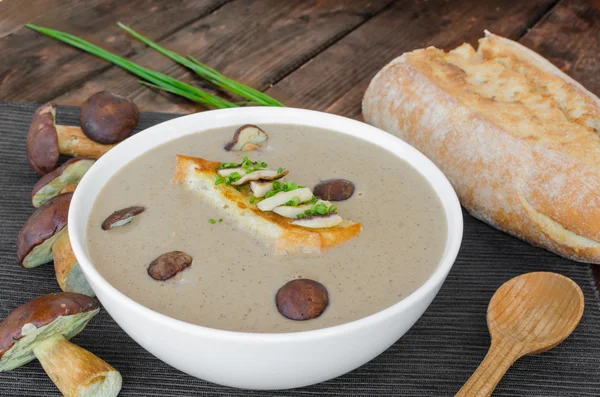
[1, 0, 600, 280]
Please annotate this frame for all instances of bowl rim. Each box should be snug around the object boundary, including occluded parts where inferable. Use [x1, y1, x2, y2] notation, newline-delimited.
[69, 106, 463, 342]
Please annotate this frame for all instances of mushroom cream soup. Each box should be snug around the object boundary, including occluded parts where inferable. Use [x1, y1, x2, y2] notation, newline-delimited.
[86, 124, 447, 333]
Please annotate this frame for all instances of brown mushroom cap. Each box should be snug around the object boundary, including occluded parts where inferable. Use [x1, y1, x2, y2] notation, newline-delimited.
[80, 91, 139, 144]
[276, 279, 329, 321]
[27, 104, 60, 176]
[147, 251, 193, 281]
[31, 158, 94, 207]
[0, 292, 99, 371]
[101, 206, 145, 230]
[17, 192, 72, 268]
[313, 179, 355, 201]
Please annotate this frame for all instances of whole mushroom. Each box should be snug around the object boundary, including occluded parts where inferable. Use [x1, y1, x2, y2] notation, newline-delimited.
[0, 292, 122, 397]
[31, 158, 94, 207]
[80, 91, 139, 144]
[16, 192, 72, 268]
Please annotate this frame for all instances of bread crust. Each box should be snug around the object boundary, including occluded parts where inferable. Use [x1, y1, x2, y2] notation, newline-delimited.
[363, 32, 600, 263]
[173, 155, 362, 254]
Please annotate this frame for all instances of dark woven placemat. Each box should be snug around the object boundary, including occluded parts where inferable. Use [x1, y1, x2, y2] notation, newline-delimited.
[1, 101, 600, 396]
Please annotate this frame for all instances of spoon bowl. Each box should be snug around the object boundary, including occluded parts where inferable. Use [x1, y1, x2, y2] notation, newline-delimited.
[457, 272, 584, 397]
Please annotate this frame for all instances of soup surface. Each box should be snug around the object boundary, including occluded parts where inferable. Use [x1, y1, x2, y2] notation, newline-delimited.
[86, 124, 447, 332]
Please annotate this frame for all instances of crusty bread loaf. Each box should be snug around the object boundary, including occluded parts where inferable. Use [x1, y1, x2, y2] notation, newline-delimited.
[173, 155, 362, 254]
[363, 31, 600, 263]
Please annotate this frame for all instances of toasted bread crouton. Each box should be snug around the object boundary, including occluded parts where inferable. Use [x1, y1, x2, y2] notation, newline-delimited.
[173, 155, 362, 254]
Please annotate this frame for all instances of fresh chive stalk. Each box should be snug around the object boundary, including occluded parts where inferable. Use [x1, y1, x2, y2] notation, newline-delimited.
[26, 23, 237, 109]
[117, 22, 284, 107]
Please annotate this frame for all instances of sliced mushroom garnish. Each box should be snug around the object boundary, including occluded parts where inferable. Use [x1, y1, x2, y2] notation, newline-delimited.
[224, 124, 268, 151]
[273, 200, 330, 218]
[217, 167, 247, 177]
[147, 251, 192, 281]
[231, 169, 288, 186]
[313, 179, 355, 201]
[250, 180, 281, 198]
[292, 214, 343, 229]
[257, 188, 313, 211]
[276, 279, 329, 321]
[101, 206, 145, 230]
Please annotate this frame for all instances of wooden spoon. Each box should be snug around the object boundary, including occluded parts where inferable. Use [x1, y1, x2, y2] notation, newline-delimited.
[456, 272, 584, 397]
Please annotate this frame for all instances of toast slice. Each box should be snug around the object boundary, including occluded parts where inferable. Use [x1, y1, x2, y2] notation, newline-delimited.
[173, 155, 362, 254]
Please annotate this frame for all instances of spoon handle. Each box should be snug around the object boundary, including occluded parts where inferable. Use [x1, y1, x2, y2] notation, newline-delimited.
[455, 339, 522, 397]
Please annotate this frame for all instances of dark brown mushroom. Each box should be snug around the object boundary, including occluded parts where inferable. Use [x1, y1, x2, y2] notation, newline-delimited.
[313, 179, 355, 201]
[80, 91, 139, 144]
[148, 251, 193, 281]
[224, 124, 269, 151]
[101, 206, 145, 230]
[17, 192, 72, 268]
[27, 104, 115, 175]
[276, 279, 329, 321]
[53, 230, 94, 296]
[31, 158, 95, 207]
[0, 292, 122, 396]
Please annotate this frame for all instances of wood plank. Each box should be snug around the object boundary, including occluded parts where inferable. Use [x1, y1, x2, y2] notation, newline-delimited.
[519, 0, 600, 97]
[0, 0, 60, 38]
[264, 0, 558, 120]
[0, 0, 229, 102]
[49, 0, 393, 113]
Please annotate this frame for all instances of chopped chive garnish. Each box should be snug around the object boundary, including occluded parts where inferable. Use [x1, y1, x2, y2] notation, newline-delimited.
[249, 196, 256, 204]
[230, 171, 241, 182]
[310, 196, 318, 204]
[218, 218, 223, 223]
[296, 213, 306, 218]
[265, 190, 277, 198]
[208, 218, 216, 224]
[284, 196, 301, 206]
[219, 162, 239, 169]
[277, 167, 284, 173]
[215, 175, 223, 186]
[225, 176, 232, 185]
[328, 204, 338, 213]
[260, 161, 268, 168]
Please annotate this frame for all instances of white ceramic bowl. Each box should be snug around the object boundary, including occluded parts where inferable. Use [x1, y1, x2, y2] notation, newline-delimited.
[69, 107, 463, 390]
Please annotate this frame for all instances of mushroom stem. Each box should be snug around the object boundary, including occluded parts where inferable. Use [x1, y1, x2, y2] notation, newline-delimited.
[32, 334, 122, 397]
[56, 125, 115, 159]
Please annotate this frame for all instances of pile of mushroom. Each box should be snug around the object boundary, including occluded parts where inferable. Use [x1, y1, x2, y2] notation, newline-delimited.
[221, 126, 354, 229]
[19, 91, 140, 298]
[0, 292, 122, 397]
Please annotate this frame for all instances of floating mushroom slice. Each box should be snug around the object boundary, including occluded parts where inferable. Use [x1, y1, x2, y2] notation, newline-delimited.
[273, 200, 331, 218]
[231, 169, 288, 186]
[31, 158, 95, 207]
[224, 124, 268, 151]
[217, 167, 247, 177]
[292, 214, 343, 229]
[17, 192, 72, 268]
[101, 206, 145, 230]
[250, 180, 282, 198]
[276, 279, 329, 321]
[26, 104, 115, 176]
[53, 231, 94, 296]
[313, 179, 355, 201]
[256, 188, 313, 211]
[147, 251, 193, 281]
[80, 91, 139, 144]
[0, 293, 122, 396]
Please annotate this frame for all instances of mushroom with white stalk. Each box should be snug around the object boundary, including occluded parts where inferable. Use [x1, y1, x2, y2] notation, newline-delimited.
[224, 124, 269, 151]
[273, 200, 331, 218]
[27, 92, 138, 175]
[52, 230, 95, 296]
[292, 214, 343, 228]
[257, 188, 313, 211]
[0, 292, 122, 397]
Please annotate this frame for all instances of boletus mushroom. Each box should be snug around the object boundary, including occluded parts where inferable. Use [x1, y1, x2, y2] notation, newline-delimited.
[53, 230, 94, 296]
[31, 158, 94, 207]
[101, 206, 145, 230]
[0, 292, 122, 397]
[313, 179, 355, 201]
[17, 192, 72, 268]
[27, 104, 115, 175]
[224, 124, 269, 151]
[276, 279, 329, 321]
[80, 91, 139, 144]
[147, 251, 193, 281]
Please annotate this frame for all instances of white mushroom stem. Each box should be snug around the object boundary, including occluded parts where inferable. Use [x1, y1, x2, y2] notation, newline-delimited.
[257, 188, 313, 211]
[32, 334, 122, 397]
[292, 214, 343, 229]
[273, 200, 330, 218]
[250, 180, 280, 198]
[217, 167, 246, 177]
[231, 169, 286, 186]
[56, 125, 115, 159]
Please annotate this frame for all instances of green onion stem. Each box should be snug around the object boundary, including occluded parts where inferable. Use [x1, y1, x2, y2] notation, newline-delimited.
[117, 22, 284, 107]
[26, 23, 237, 109]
